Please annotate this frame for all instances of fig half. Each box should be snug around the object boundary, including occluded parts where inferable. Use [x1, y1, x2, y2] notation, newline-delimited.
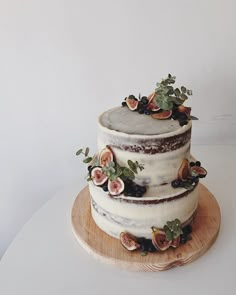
[191, 166, 207, 178]
[178, 159, 190, 181]
[151, 227, 172, 251]
[90, 166, 108, 186]
[171, 236, 181, 248]
[126, 98, 139, 111]
[108, 177, 125, 196]
[99, 146, 114, 167]
[120, 232, 140, 251]
[151, 110, 172, 120]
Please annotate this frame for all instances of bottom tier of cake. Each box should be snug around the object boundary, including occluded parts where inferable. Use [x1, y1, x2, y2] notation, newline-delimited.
[89, 183, 199, 239]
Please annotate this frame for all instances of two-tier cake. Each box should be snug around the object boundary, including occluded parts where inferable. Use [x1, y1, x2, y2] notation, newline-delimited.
[76, 75, 207, 253]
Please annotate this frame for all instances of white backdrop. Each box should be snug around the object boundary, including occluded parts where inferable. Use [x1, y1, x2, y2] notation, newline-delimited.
[0, 0, 236, 256]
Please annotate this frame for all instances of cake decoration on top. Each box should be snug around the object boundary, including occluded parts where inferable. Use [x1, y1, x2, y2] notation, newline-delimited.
[122, 74, 198, 126]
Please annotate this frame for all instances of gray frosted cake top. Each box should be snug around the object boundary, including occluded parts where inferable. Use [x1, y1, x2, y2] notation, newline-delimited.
[99, 107, 182, 135]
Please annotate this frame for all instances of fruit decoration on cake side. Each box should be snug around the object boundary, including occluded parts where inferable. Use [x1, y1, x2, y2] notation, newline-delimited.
[76, 146, 147, 197]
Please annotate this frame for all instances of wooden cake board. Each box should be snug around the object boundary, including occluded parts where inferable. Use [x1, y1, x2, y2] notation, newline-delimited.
[71, 184, 221, 271]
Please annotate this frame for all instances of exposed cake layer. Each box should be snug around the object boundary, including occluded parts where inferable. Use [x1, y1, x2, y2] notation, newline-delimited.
[98, 107, 192, 190]
[89, 183, 199, 239]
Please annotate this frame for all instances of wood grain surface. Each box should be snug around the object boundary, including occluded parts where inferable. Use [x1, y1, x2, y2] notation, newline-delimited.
[71, 184, 221, 271]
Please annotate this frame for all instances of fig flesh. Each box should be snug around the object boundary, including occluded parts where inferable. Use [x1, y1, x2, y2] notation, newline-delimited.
[120, 232, 140, 251]
[191, 166, 207, 178]
[151, 228, 172, 251]
[99, 146, 114, 167]
[147, 100, 160, 112]
[178, 105, 191, 116]
[126, 98, 138, 111]
[151, 110, 172, 120]
[171, 236, 181, 248]
[147, 92, 156, 103]
[178, 159, 190, 181]
[108, 177, 125, 196]
[90, 166, 108, 186]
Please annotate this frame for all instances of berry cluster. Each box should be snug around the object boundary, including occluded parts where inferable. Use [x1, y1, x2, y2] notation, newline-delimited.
[123, 179, 147, 198]
[171, 176, 199, 188]
[137, 237, 157, 253]
[137, 224, 192, 253]
[171, 107, 189, 126]
[122, 95, 154, 115]
[180, 224, 192, 244]
[171, 161, 202, 189]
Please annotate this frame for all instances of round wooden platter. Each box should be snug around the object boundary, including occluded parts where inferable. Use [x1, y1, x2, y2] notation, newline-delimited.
[71, 184, 221, 271]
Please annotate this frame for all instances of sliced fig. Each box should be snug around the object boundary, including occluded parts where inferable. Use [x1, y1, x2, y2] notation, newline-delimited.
[120, 232, 140, 251]
[190, 166, 207, 178]
[99, 146, 114, 167]
[178, 105, 191, 116]
[178, 159, 190, 181]
[147, 92, 156, 103]
[171, 236, 181, 248]
[151, 110, 172, 120]
[90, 166, 108, 186]
[126, 98, 138, 111]
[151, 228, 172, 251]
[147, 100, 160, 112]
[108, 177, 125, 196]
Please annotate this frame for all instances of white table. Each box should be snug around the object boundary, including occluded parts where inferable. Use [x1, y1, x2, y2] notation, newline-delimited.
[0, 145, 235, 295]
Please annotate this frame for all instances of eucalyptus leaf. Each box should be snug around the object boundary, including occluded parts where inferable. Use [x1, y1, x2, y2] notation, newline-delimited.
[180, 93, 188, 100]
[174, 88, 181, 96]
[165, 229, 173, 241]
[83, 157, 93, 163]
[181, 86, 186, 93]
[85, 147, 90, 157]
[187, 89, 193, 95]
[128, 160, 137, 174]
[190, 115, 199, 120]
[76, 149, 83, 156]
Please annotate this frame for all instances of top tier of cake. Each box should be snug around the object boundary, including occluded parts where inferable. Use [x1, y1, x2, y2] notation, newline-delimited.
[97, 107, 192, 197]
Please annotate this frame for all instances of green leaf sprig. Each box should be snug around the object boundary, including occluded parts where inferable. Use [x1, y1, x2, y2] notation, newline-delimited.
[102, 160, 144, 181]
[76, 147, 93, 164]
[154, 74, 192, 111]
[163, 219, 183, 241]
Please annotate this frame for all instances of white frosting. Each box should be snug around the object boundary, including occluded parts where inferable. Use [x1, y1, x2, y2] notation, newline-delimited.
[89, 183, 199, 239]
[99, 107, 181, 135]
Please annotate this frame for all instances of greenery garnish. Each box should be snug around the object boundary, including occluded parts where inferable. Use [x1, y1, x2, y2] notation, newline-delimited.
[153, 74, 192, 111]
[102, 160, 144, 181]
[76, 147, 94, 164]
[76, 146, 144, 182]
[163, 219, 183, 241]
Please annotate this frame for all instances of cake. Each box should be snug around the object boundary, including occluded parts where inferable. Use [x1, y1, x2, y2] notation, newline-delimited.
[76, 75, 207, 253]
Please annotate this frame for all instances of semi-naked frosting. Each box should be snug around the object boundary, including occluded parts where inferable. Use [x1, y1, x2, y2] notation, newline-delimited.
[89, 106, 198, 239]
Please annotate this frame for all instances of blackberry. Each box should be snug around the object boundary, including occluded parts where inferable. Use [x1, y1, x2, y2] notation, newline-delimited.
[179, 113, 188, 120]
[102, 183, 108, 192]
[122, 101, 127, 107]
[146, 240, 157, 252]
[135, 191, 143, 198]
[171, 179, 180, 188]
[190, 161, 195, 167]
[182, 224, 192, 235]
[195, 161, 201, 167]
[141, 96, 149, 105]
[179, 120, 188, 126]
[144, 110, 151, 115]
[180, 235, 188, 244]
[138, 108, 144, 114]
